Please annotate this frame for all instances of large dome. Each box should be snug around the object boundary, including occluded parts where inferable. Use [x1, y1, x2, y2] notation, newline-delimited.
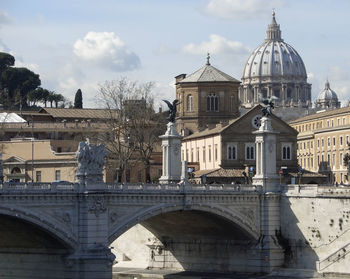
[242, 12, 307, 81]
[239, 11, 311, 109]
[242, 40, 307, 81]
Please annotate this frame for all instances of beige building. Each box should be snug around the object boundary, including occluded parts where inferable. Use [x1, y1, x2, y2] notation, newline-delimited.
[2, 139, 77, 182]
[182, 105, 299, 183]
[289, 106, 350, 184]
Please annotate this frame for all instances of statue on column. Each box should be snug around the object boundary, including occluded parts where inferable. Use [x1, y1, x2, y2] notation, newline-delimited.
[76, 139, 107, 184]
[162, 99, 180, 123]
[258, 94, 278, 117]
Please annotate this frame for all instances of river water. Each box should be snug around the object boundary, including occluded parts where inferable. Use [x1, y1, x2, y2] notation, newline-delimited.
[112, 268, 324, 279]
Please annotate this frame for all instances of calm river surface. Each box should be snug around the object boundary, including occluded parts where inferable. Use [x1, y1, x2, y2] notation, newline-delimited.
[112, 268, 325, 279]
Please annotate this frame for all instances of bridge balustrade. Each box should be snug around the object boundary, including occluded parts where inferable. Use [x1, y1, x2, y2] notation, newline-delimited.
[0, 182, 261, 193]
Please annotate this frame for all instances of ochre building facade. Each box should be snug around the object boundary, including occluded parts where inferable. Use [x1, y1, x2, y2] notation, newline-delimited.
[289, 106, 350, 184]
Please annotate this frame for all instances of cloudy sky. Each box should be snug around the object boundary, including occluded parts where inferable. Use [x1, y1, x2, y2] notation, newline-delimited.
[1, 0, 350, 108]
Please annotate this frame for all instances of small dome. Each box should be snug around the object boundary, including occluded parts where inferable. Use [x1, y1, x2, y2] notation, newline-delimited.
[315, 80, 340, 109]
[317, 81, 338, 101]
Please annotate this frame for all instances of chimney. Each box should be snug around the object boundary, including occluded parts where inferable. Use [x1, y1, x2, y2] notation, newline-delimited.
[175, 74, 186, 84]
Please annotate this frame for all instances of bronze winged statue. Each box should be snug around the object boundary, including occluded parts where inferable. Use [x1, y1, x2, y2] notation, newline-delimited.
[258, 94, 278, 117]
[163, 99, 180, 123]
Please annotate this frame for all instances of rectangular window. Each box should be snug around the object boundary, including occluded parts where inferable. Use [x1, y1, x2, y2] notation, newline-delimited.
[317, 139, 320, 148]
[332, 153, 335, 167]
[322, 139, 324, 147]
[333, 137, 336, 146]
[214, 144, 218, 161]
[203, 147, 206, 162]
[186, 149, 189, 161]
[137, 171, 142, 182]
[340, 136, 343, 146]
[36, 171, 41, 182]
[327, 137, 330, 147]
[340, 153, 343, 168]
[338, 118, 340, 126]
[196, 147, 199, 162]
[55, 170, 61, 181]
[191, 148, 194, 162]
[327, 120, 329, 127]
[208, 145, 212, 162]
[230, 96, 235, 112]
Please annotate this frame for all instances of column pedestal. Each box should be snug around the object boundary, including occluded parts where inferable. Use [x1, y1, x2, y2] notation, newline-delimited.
[159, 122, 183, 184]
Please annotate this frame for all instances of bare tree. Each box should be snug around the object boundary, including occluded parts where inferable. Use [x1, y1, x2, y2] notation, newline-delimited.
[97, 77, 165, 183]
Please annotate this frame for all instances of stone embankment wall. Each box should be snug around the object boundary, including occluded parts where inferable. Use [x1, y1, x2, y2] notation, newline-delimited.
[281, 185, 350, 273]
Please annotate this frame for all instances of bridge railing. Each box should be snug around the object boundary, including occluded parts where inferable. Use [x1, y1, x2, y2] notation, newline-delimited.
[282, 184, 350, 196]
[0, 182, 261, 193]
[0, 182, 77, 192]
[104, 183, 262, 192]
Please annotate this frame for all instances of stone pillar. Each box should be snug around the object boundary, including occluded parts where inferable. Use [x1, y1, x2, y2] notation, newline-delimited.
[159, 122, 183, 184]
[253, 116, 279, 192]
[65, 195, 115, 279]
[252, 116, 284, 272]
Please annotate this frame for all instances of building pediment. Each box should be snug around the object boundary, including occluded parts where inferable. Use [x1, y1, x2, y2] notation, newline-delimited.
[3, 156, 26, 164]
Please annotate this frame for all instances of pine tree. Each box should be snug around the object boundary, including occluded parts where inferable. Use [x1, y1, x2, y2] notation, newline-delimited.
[74, 89, 83, 108]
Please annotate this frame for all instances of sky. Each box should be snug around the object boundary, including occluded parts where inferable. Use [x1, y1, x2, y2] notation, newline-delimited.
[1, 0, 350, 109]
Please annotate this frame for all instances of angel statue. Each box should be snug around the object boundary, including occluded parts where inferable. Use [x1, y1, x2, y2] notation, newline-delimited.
[163, 99, 180, 123]
[258, 93, 279, 117]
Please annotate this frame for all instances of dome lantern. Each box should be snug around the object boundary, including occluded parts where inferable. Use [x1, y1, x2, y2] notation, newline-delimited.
[266, 10, 283, 42]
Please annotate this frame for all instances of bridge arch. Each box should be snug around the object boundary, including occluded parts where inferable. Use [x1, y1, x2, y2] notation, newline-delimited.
[0, 205, 77, 249]
[108, 202, 259, 244]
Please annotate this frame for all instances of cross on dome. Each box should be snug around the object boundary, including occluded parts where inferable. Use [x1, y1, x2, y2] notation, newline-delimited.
[206, 52, 211, 65]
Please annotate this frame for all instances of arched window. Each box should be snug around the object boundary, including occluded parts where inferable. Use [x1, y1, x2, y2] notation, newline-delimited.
[282, 143, 291, 160]
[11, 167, 21, 174]
[186, 94, 193, 112]
[245, 143, 255, 160]
[207, 93, 218, 112]
[227, 144, 237, 160]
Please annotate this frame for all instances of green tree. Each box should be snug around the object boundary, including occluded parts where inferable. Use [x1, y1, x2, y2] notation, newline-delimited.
[1, 67, 41, 108]
[54, 93, 65, 108]
[0, 52, 15, 74]
[39, 88, 50, 107]
[74, 89, 83, 108]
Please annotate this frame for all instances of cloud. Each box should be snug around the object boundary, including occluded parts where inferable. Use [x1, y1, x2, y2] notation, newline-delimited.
[0, 11, 12, 26]
[58, 62, 86, 91]
[73, 31, 140, 72]
[0, 39, 10, 53]
[203, 0, 286, 20]
[182, 34, 250, 56]
[15, 60, 39, 72]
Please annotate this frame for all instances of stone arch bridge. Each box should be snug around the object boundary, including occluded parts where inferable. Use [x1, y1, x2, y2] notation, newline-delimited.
[0, 182, 282, 279]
